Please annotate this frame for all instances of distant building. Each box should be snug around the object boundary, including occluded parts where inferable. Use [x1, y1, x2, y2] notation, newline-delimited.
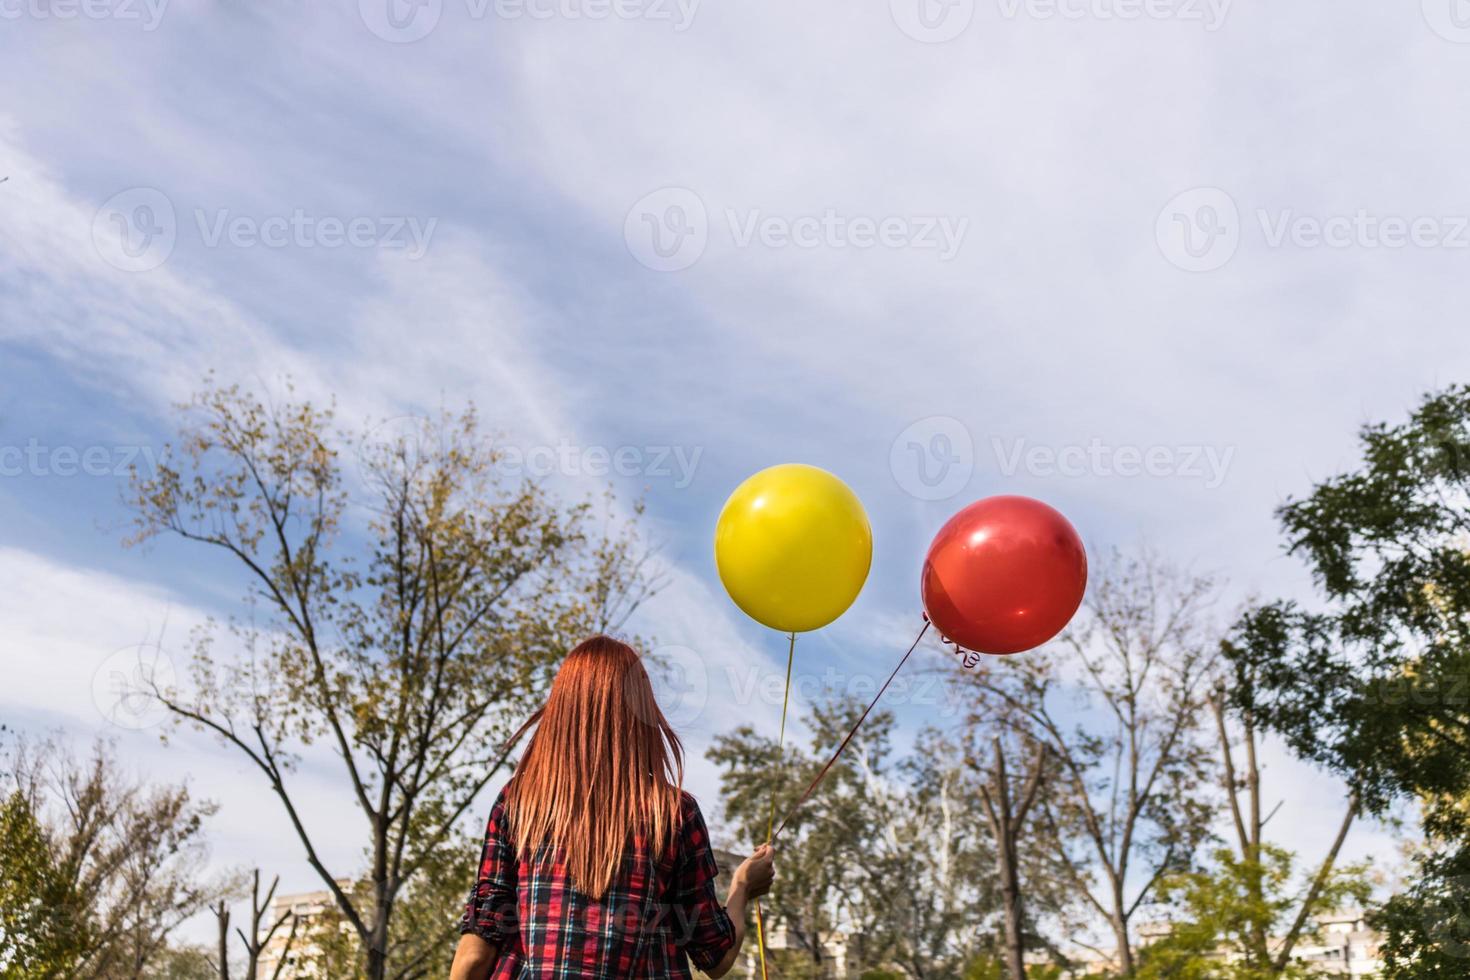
[256, 883, 351, 979]
[1286, 910, 1383, 977]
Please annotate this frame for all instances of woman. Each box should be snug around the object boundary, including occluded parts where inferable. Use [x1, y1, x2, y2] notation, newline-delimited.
[450, 635, 776, 979]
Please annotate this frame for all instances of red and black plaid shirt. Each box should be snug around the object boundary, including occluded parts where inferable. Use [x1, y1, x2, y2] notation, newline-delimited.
[460, 788, 737, 978]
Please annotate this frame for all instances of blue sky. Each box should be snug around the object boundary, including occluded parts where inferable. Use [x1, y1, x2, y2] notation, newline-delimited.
[4, 0, 1469, 945]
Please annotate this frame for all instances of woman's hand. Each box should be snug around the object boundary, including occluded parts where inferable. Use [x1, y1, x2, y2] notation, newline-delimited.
[731, 844, 775, 899]
[709, 845, 776, 978]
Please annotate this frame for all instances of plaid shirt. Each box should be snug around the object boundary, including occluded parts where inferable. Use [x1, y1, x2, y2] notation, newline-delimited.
[461, 788, 737, 978]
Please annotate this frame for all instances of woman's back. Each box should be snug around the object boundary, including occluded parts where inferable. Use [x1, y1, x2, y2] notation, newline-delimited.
[462, 788, 734, 978]
[450, 636, 773, 980]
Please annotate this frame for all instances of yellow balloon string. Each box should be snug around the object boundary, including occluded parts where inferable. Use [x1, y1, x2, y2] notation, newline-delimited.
[753, 903, 770, 980]
[768, 630, 797, 839]
[754, 630, 797, 980]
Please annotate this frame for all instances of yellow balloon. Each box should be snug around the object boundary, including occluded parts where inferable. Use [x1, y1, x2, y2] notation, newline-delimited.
[714, 463, 873, 633]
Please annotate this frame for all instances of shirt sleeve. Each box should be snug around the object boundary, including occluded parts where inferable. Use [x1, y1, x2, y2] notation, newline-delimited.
[460, 788, 518, 947]
[670, 794, 737, 972]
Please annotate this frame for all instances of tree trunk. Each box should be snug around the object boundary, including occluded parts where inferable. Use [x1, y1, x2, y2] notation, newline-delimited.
[998, 843, 1026, 980]
[367, 942, 388, 980]
[995, 744, 1026, 980]
[979, 739, 1048, 980]
[361, 901, 397, 980]
[216, 901, 230, 980]
[1110, 888, 1134, 977]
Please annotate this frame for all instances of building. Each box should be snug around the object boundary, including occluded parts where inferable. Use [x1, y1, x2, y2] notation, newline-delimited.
[1286, 910, 1384, 977]
[256, 883, 352, 979]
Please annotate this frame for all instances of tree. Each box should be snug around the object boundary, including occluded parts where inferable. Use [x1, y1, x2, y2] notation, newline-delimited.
[0, 789, 79, 977]
[1222, 385, 1470, 977]
[1372, 846, 1470, 980]
[709, 702, 886, 976]
[709, 702, 997, 978]
[213, 869, 299, 980]
[1137, 843, 1371, 980]
[948, 666, 1086, 979]
[287, 831, 472, 980]
[150, 946, 220, 980]
[125, 382, 659, 980]
[0, 739, 226, 979]
[860, 726, 994, 979]
[970, 735, 1049, 980]
[962, 550, 1222, 975]
[1197, 686, 1363, 974]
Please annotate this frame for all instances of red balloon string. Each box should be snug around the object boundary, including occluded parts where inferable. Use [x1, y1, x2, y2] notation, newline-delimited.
[930, 616, 984, 670]
[771, 618, 932, 843]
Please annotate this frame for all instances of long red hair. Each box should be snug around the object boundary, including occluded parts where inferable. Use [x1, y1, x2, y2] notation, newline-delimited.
[504, 635, 684, 900]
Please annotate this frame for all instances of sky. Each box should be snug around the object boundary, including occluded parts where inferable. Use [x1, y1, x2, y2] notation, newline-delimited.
[3, 0, 1469, 951]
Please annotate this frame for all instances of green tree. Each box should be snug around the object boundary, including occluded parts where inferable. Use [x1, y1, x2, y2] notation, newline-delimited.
[711, 700, 1000, 979]
[125, 383, 659, 980]
[1137, 844, 1370, 980]
[961, 957, 1067, 980]
[0, 739, 225, 979]
[150, 946, 219, 980]
[709, 702, 893, 976]
[1372, 846, 1470, 979]
[0, 790, 83, 977]
[1222, 385, 1470, 977]
[1195, 681, 1365, 975]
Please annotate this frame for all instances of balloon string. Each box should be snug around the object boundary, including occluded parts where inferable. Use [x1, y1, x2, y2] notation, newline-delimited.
[755, 630, 796, 980]
[931, 618, 984, 670]
[771, 619, 931, 843]
[767, 630, 797, 841]
[753, 900, 771, 980]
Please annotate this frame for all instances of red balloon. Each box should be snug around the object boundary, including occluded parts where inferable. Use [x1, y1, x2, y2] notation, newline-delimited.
[921, 495, 1087, 656]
